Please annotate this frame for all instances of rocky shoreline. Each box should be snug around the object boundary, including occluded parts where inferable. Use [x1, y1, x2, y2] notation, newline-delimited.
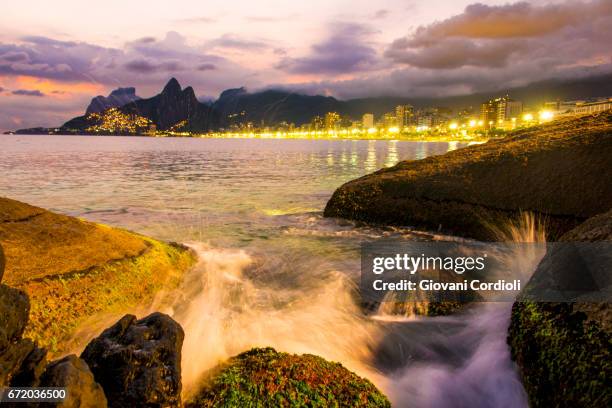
[324, 112, 612, 407]
[324, 111, 612, 241]
[0, 199, 390, 407]
[0, 262, 390, 407]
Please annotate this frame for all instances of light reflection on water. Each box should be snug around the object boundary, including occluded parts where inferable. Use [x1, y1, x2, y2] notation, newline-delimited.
[0, 135, 462, 247]
[0, 135, 531, 408]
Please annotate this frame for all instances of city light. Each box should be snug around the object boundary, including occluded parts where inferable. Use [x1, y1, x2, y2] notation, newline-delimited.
[449, 123, 458, 130]
[523, 113, 534, 121]
[539, 110, 555, 121]
[469, 120, 477, 127]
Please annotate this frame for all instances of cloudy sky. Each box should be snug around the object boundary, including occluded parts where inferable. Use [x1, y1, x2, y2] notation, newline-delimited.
[1, 0, 611, 131]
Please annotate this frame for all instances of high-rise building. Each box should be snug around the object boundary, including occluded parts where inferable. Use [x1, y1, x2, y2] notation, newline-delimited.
[480, 96, 523, 128]
[362, 113, 374, 128]
[311, 115, 324, 130]
[395, 105, 414, 127]
[383, 112, 397, 129]
[324, 112, 341, 130]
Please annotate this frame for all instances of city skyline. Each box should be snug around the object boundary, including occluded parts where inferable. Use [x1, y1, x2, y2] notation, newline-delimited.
[1, 0, 611, 131]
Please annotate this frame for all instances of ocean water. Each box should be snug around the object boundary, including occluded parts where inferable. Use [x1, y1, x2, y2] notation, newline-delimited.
[0, 135, 531, 407]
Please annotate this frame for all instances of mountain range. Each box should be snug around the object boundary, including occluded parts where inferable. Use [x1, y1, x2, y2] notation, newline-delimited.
[9, 73, 612, 135]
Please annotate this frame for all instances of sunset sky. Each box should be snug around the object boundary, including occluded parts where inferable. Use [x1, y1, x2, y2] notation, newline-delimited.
[1, 0, 611, 131]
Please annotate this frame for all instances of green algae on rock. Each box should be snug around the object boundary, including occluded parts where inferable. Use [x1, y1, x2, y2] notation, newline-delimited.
[0, 196, 196, 355]
[186, 347, 391, 408]
[508, 208, 612, 408]
[324, 112, 612, 241]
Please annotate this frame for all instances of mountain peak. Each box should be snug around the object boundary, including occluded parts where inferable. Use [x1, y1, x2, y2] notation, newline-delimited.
[218, 87, 247, 101]
[162, 78, 182, 95]
[109, 87, 137, 97]
[85, 87, 140, 114]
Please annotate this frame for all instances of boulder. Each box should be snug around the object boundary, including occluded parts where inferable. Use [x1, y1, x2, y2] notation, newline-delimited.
[38, 355, 107, 408]
[9, 345, 47, 387]
[186, 347, 391, 407]
[0, 242, 5, 282]
[508, 209, 612, 407]
[0, 196, 195, 355]
[324, 112, 612, 241]
[81, 313, 184, 408]
[0, 284, 32, 385]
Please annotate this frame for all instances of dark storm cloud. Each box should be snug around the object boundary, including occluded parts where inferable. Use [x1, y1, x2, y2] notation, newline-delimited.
[408, 0, 612, 45]
[287, 60, 612, 100]
[12, 89, 45, 97]
[387, 37, 526, 69]
[385, 0, 612, 70]
[276, 22, 379, 75]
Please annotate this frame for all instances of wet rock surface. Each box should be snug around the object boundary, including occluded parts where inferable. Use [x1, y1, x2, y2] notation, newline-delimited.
[324, 112, 612, 240]
[81, 313, 184, 408]
[508, 209, 612, 407]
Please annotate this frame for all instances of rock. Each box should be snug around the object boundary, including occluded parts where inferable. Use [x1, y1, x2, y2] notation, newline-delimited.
[38, 355, 107, 408]
[324, 112, 612, 241]
[81, 313, 184, 408]
[185, 347, 391, 408]
[0, 196, 147, 286]
[0, 196, 195, 355]
[9, 345, 47, 387]
[508, 208, 612, 407]
[0, 242, 5, 282]
[0, 284, 32, 385]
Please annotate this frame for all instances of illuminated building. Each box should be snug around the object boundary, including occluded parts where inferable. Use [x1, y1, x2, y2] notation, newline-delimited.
[311, 115, 324, 130]
[362, 113, 374, 128]
[85, 108, 154, 134]
[395, 105, 414, 127]
[480, 96, 523, 129]
[324, 112, 341, 130]
[574, 98, 612, 115]
[383, 112, 397, 129]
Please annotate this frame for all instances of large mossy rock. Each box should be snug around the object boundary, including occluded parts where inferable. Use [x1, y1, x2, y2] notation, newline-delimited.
[81, 313, 184, 408]
[508, 209, 612, 407]
[0, 196, 147, 285]
[186, 347, 391, 408]
[324, 112, 612, 240]
[0, 196, 195, 354]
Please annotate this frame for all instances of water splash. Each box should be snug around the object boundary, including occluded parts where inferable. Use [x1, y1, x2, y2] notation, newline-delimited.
[164, 213, 546, 406]
[380, 213, 547, 407]
[170, 243, 387, 398]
